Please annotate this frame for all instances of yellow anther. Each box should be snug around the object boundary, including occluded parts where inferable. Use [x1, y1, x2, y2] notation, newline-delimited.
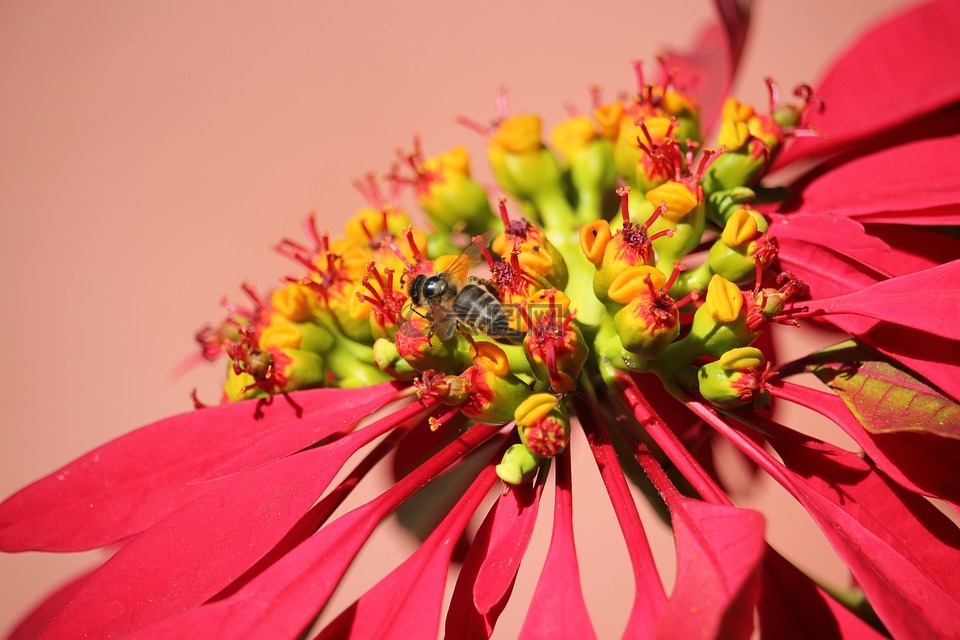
[423, 145, 470, 177]
[718, 119, 751, 152]
[524, 289, 571, 315]
[516, 242, 554, 278]
[721, 209, 760, 248]
[722, 97, 755, 123]
[491, 114, 543, 154]
[259, 321, 302, 351]
[645, 181, 698, 221]
[607, 266, 668, 304]
[717, 347, 765, 371]
[515, 393, 560, 427]
[550, 115, 597, 158]
[347, 282, 373, 320]
[271, 283, 316, 323]
[472, 341, 512, 376]
[706, 275, 744, 323]
[594, 102, 625, 140]
[579, 219, 612, 267]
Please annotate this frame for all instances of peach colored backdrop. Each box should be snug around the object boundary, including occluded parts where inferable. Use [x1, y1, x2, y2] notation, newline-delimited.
[1, 0, 914, 636]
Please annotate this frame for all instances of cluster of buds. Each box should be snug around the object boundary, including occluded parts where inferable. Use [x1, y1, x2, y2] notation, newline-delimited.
[194, 66, 820, 484]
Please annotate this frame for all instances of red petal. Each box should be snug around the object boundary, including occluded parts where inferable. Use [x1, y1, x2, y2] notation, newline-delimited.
[774, 0, 960, 168]
[799, 260, 960, 341]
[768, 213, 889, 255]
[391, 412, 469, 479]
[518, 449, 596, 640]
[772, 382, 960, 507]
[128, 423, 501, 640]
[314, 464, 497, 640]
[759, 548, 887, 639]
[695, 403, 960, 639]
[38, 403, 421, 639]
[472, 480, 544, 613]
[7, 569, 91, 640]
[773, 235, 883, 299]
[783, 135, 960, 221]
[576, 397, 667, 632]
[0, 384, 400, 552]
[853, 225, 960, 277]
[445, 479, 544, 640]
[771, 227, 960, 400]
[653, 499, 765, 640]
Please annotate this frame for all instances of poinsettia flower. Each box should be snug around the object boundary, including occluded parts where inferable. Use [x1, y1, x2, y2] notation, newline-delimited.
[3, 1, 960, 638]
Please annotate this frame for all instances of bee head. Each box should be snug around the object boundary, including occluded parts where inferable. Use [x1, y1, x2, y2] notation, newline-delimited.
[421, 274, 448, 301]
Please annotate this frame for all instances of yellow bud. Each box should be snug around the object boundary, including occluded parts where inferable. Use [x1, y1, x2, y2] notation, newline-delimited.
[524, 288, 571, 315]
[706, 274, 744, 323]
[607, 266, 668, 304]
[344, 207, 411, 242]
[472, 341, 512, 377]
[492, 115, 542, 154]
[653, 87, 692, 116]
[271, 283, 315, 323]
[722, 97, 755, 123]
[717, 346, 765, 371]
[423, 145, 470, 177]
[634, 116, 673, 141]
[747, 116, 781, 149]
[259, 321, 302, 350]
[594, 102, 625, 140]
[579, 219, 612, 267]
[515, 242, 554, 278]
[515, 393, 560, 428]
[645, 181, 698, 221]
[718, 119, 751, 152]
[550, 116, 596, 158]
[721, 209, 760, 248]
[347, 282, 373, 320]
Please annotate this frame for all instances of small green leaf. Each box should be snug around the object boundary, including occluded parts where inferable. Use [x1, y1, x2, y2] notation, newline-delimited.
[803, 339, 960, 439]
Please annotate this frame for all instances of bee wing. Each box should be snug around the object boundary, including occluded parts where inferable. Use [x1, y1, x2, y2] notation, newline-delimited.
[436, 230, 495, 285]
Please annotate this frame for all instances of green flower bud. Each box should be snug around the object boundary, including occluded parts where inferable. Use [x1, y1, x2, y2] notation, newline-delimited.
[515, 393, 571, 457]
[496, 443, 541, 486]
[488, 115, 564, 201]
[698, 347, 774, 409]
[707, 208, 770, 285]
[372, 338, 418, 381]
[394, 314, 474, 374]
[688, 275, 759, 357]
[416, 146, 495, 236]
[645, 181, 705, 271]
[459, 342, 532, 425]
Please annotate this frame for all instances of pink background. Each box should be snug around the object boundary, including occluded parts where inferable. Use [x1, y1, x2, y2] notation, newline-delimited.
[1, 0, 915, 635]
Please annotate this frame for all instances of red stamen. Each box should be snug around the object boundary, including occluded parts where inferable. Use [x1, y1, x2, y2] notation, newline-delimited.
[498, 198, 511, 226]
[765, 77, 781, 112]
[663, 261, 685, 292]
[302, 212, 322, 250]
[590, 85, 602, 110]
[632, 60, 644, 94]
[672, 289, 700, 309]
[455, 116, 490, 138]
[496, 86, 510, 120]
[643, 200, 669, 232]
[617, 186, 631, 224]
[474, 237, 497, 270]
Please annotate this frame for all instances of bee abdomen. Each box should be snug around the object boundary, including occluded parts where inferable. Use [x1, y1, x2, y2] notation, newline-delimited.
[453, 284, 507, 332]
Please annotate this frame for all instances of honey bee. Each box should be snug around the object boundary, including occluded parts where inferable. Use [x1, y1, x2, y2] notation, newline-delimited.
[405, 241, 519, 343]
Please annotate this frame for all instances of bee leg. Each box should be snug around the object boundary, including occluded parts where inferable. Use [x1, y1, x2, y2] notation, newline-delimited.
[456, 323, 479, 352]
